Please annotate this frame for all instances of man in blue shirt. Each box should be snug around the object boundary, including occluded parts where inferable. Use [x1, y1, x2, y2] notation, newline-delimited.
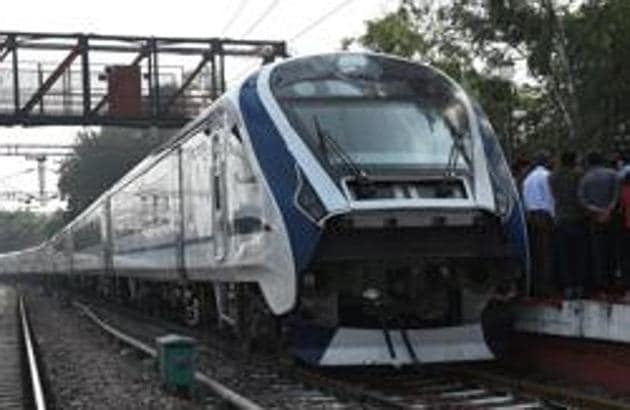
[522, 151, 555, 296]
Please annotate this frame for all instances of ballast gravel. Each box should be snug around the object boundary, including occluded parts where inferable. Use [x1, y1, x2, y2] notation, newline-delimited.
[25, 287, 216, 410]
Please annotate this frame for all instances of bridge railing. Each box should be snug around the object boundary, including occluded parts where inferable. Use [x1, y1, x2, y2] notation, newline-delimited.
[0, 32, 286, 127]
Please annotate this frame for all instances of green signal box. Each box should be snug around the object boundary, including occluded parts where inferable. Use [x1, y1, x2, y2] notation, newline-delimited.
[155, 334, 197, 393]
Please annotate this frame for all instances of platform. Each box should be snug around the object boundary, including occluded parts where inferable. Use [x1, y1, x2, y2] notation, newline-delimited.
[0, 286, 23, 409]
[514, 297, 630, 342]
[510, 297, 630, 393]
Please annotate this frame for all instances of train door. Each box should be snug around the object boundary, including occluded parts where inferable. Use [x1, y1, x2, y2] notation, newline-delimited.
[209, 115, 238, 330]
[224, 127, 264, 255]
[211, 129, 229, 262]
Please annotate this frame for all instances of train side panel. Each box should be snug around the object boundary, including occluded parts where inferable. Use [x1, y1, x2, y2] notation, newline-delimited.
[110, 151, 181, 280]
[71, 206, 106, 275]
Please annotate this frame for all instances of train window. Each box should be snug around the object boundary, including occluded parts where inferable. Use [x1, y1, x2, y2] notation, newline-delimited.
[475, 103, 514, 190]
[181, 129, 213, 240]
[213, 196, 222, 221]
[294, 100, 462, 164]
[231, 125, 242, 142]
[271, 54, 472, 176]
[52, 237, 65, 252]
[233, 215, 262, 234]
[474, 102, 517, 217]
[228, 129, 256, 184]
[227, 130, 263, 236]
[214, 178, 221, 210]
[212, 130, 229, 261]
[271, 54, 464, 124]
[73, 216, 101, 251]
[212, 134, 223, 211]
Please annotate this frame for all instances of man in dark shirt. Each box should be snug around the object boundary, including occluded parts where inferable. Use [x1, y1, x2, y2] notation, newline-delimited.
[619, 173, 630, 289]
[578, 151, 620, 292]
[550, 151, 586, 298]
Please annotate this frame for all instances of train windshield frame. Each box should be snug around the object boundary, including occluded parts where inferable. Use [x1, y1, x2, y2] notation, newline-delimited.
[270, 54, 473, 177]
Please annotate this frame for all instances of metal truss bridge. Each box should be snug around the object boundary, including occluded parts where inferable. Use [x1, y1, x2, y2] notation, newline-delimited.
[0, 31, 286, 128]
[0, 143, 74, 157]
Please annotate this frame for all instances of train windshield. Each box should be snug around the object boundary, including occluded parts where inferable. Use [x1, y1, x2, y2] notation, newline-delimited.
[270, 54, 472, 175]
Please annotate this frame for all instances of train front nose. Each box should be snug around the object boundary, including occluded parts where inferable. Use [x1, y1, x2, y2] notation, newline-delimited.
[265, 52, 525, 365]
[289, 209, 520, 366]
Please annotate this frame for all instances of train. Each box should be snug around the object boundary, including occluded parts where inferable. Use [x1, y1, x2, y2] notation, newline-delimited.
[0, 52, 528, 366]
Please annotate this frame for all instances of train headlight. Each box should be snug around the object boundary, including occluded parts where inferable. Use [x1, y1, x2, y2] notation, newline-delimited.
[362, 287, 381, 301]
[296, 170, 327, 224]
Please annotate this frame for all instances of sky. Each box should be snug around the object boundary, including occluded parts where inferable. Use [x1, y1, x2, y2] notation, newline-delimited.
[0, 0, 397, 212]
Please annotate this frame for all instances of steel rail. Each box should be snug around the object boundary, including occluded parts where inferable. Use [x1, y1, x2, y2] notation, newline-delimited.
[282, 363, 403, 409]
[73, 301, 264, 410]
[453, 367, 629, 410]
[19, 297, 46, 410]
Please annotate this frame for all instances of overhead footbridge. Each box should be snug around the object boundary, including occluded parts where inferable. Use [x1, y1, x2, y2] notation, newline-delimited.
[0, 31, 286, 128]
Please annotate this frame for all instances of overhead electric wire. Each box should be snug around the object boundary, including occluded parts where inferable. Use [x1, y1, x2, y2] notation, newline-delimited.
[241, 0, 282, 38]
[227, 0, 356, 86]
[220, 0, 249, 36]
[289, 0, 357, 41]
[226, 62, 258, 86]
[0, 168, 36, 200]
[0, 168, 36, 185]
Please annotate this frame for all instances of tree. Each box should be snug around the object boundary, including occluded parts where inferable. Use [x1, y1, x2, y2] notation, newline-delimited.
[0, 210, 64, 252]
[446, 0, 583, 142]
[353, 0, 630, 157]
[353, 0, 536, 159]
[359, 6, 428, 59]
[563, 0, 630, 151]
[58, 127, 172, 220]
[461, 0, 630, 152]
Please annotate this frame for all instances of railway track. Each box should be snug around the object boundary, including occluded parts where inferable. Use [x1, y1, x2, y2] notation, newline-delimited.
[289, 362, 630, 409]
[73, 299, 366, 409]
[319, 369, 576, 409]
[0, 286, 48, 410]
[339, 375, 543, 408]
[70, 293, 630, 409]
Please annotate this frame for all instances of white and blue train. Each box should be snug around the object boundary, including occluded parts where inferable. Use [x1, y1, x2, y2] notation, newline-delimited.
[0, 53, 528, 366]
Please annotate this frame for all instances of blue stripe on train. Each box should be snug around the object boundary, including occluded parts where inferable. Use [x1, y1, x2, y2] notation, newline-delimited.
[238, 74, 322, 273]
[477, 111, 529, 274]
[286, 318, 336, 364]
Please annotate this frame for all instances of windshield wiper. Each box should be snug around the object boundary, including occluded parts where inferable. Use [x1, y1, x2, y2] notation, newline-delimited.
[313, 116, 372, 185]
[438, 129, 471, 198]
[443, 128, 471, 179]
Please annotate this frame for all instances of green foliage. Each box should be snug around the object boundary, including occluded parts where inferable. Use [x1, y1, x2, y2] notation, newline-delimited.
[42, 209, 66, 238]
[564, 0, 630, 151]
[360, 7, 427, 58]
[0, 210, 64, 252]
[58, 127, 172, 220]
[356, 1, 531, 160]
[354, 0, 630, 158]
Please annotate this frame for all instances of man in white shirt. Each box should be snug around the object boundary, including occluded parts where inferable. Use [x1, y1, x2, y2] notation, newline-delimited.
[522, 151, 555, 297]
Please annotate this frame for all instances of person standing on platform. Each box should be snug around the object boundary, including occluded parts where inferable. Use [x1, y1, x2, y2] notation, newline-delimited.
[614, 153, 630, 290]
[613, 151, 630, 178]
[618, 172, 630, 289]
[549, 151, 586, 298]
[522, 151, 555, 297]
[578, 151, 620, 294]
